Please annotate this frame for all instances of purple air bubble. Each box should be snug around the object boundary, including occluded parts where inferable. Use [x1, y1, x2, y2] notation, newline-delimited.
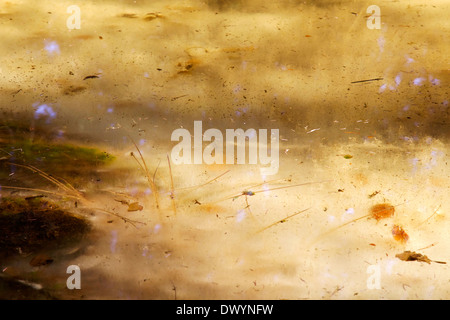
[110, 230, 118, 253]
[236, 210, 246, 223]
[395, 73, 402, 86]
[413, 77, 425, 86]
[154, 224, 161, 233]
[44, 40, 60, 55]
[430, 78, 440, 86]
[34, 104, 56, 123]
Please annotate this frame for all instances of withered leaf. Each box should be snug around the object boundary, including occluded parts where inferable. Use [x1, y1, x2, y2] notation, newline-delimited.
[127, 202, 143, 212]
[395, 251, 446, 264]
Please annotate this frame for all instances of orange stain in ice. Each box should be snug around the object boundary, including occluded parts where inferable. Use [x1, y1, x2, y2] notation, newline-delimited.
[392, 225, 409, 244]
[370, 203, 395, 221]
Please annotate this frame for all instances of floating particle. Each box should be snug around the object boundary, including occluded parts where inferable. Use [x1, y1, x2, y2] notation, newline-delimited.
[368, 190, 380, 198]
[306, 128, 320, 134]
[392, 225, 409, 244]
[144, 12, 164, 21]
[83, 75, 99, 80]
[120, 13, 137, 18]
[370, 203, 395, 221]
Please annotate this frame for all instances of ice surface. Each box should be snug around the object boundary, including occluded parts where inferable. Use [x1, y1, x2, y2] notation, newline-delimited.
[0, 0, 449, 299]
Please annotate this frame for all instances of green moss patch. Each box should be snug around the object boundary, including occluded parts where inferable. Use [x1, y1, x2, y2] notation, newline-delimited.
[0, 119, 115, 179]
[1, 139, 115, 167]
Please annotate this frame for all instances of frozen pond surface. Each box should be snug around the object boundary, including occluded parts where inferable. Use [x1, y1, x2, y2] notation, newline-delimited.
[0, 0, 449, 299]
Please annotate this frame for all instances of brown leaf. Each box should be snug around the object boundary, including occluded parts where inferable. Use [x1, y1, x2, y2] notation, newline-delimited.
[127, 202, 143, 212]
[395, 251, 431, 264]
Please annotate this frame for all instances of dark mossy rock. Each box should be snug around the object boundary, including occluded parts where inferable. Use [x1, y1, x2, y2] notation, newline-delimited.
[0, 197, 91, 258]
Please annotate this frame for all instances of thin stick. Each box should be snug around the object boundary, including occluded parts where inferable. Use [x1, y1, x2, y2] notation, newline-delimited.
[318, 214, 371, 238]
[8, 162, 73, 194]
[244, 195, 254, 218]
[167, 154, 177, 215]
[28, 164, 80, 195]
[153, 159, 161, 186]
[6, 162, 83, 198]
[130, 152, 146, 174]
[174, 170, 231, 192]
[417, 243, 437, 251]
[220, 179, 333, 203]
[90, 207, 146, 228]
[0, 148, 12, 156]
[419, 204, 441, 226]
[129, 138, 160, 209]
[256, 207, 311, 234]
[0, 185, 82, 200]
[350, 78, 383, 84]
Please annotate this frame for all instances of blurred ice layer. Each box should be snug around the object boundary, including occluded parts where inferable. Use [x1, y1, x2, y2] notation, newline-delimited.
[0, 0, 448, 148]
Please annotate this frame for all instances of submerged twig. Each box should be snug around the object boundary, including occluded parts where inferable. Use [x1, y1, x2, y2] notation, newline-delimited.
[419, 204, 441, 226]
[350, 78, 383, 84]
[129, 137, 160, 209]
[217, 179, 332, 203]
[174, 170, 230, 192]
[7, 162, 83, 198]
[0, 185, 81, 200]
[167, 154, 177, 215]
[90, 207, 146, 227]
[256, 207, 311, 234]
